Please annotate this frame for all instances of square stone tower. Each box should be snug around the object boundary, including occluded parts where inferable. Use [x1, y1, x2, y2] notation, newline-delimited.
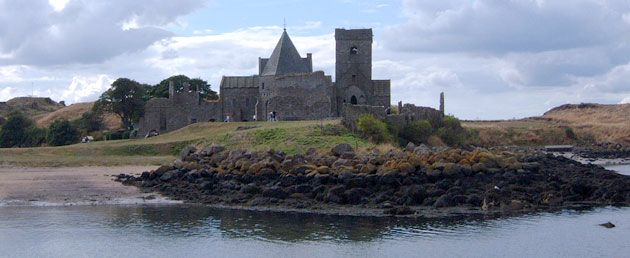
[335, 28, 390, 116]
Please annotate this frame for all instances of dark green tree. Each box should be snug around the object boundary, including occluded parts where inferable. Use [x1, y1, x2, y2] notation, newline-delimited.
[47, 119, 80, 146]
[72, 112, 103, 133]
[0, 113, 33, 148]
[95, 78, 147, 129]
[402, 120, 433, 144]
[149, 75, 218, 100]
[24, 127, 47, 147]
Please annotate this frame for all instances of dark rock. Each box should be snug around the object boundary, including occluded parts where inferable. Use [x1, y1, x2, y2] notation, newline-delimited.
[341, 151, 356, 160]
[279, 175, 297, 187]
[241, 184, 261, 194]
[295, 184, 313, 193]
[325, 193, 344, 204]
[434, 194, 453, 208]
[262, 187, 287, 199]
[600, 222, 615, 228]
[180, 146, 197, 161]
[160, 171, 177, 182]
[344, 188, 364, 204]
[202, 144, 226, 156]
[332, 143, 353, 156]
[384, 206, 415, 215]
[328, 185, 346, 196]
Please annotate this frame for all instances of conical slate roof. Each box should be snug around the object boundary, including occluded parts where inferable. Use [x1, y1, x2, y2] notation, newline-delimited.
[261, 30, 311, 76]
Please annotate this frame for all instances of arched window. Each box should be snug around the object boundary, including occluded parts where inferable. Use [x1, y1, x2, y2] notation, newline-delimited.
[351, 96, 358, 105]
[232, 98, 237, 107]
[350, 46, 359, 55]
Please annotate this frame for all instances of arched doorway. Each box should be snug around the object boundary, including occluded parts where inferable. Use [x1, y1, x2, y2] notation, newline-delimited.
[350, 95, 358, 105]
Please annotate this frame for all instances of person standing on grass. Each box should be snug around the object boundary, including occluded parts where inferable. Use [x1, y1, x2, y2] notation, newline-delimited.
[225, 115, 230, 123]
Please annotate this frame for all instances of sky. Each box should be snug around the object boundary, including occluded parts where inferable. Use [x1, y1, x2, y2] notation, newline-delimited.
[1, 0, 629, 120]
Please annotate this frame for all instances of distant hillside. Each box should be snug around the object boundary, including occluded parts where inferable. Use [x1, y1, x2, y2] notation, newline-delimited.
[463, 103, 630, 146]
[33, 102, 122, 130]
[0, 97, 65, 118]
[0, 97, 121, 131]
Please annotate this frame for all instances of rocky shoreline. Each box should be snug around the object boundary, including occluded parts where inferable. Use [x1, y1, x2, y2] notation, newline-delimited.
[116, 143, 630, 217]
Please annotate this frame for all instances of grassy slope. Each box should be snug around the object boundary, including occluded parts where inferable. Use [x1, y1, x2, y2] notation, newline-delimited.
[0, 97, 65, 118]
[462, 104, 630, 147]
[0, 120, 371, 167]
[33, 101, 121, 130]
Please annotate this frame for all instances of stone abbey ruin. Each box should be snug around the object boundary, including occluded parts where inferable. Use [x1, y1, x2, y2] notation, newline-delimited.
[137, 28, 443, 137]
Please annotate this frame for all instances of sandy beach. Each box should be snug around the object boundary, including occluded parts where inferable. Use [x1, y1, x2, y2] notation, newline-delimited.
[0, 166, 179, 206]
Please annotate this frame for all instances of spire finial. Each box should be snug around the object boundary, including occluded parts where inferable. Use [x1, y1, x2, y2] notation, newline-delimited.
[283, 18, 286, 31]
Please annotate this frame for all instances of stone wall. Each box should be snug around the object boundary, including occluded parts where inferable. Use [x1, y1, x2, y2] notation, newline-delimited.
[137, 96, 221, 138]
[342, 103, 443, 132]
[260, 71, 333, 121]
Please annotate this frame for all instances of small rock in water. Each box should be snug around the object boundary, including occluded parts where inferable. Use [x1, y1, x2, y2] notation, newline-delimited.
[600, 222, 615, 228]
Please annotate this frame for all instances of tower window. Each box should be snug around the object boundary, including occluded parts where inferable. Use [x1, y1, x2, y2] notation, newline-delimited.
[246, 98, 250, 106]
[262, 83, 265, 89]
[351, 96, 358, 105]
[352, 75, 356, 82]
[232, 98, 237, 107]
[350, 46, 359, 55]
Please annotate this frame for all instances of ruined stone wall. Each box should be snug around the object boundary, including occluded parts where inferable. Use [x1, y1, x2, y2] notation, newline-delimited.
[260, 71, 333, 121]
[342, 103, 443, 132]
[400, 103, 443, 128]
[137, 96, 221, 138]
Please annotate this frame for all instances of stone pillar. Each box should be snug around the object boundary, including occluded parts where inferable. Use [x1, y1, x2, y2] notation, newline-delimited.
[398, 101, 403, 114]
[439, 92, 445, 117]
[168, 81, 175, 98]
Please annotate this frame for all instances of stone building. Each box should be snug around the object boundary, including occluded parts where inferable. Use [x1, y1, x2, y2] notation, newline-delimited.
[137, 28, 391, 137]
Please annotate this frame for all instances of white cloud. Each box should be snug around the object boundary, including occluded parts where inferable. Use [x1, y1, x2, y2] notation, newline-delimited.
[0, 87, 14, 101]
[59, 75, 115, 104]
[0, 0, 207, 66]
[48, 0, 69, 11]
[620, 96, 630, 104]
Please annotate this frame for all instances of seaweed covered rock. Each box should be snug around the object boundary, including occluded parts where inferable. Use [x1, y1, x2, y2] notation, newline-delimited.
[117, 143, 630, 216]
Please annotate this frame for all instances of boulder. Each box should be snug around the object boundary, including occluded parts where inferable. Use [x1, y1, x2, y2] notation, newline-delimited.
[202, 144, 226, 156]
[332, 143, 353, 156]
[405, 142, 416, 152]
[262, 187, 287, 199]
[180, 146, 197, 161]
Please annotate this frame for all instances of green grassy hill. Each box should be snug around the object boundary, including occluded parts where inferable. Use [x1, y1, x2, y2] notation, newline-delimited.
[0, 120, 372, 167]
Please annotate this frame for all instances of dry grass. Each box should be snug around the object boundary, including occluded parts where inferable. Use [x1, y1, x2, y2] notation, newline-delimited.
[463, 104, 630, 147]
[33, 102, 122, 130]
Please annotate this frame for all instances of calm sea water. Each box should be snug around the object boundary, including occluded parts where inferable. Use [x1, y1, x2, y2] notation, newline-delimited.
[1, 165, 629, 258]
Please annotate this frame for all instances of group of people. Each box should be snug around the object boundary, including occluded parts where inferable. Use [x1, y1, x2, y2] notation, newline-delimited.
[268, 111, 278, 121]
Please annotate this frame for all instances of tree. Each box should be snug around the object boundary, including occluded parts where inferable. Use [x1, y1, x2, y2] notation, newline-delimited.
[0, 113, 33, 148]
[402, 120, 433, 144]
[149, 75, 218, 100]
[95, 78, 147, 129]
[72, 111, 103, 133]
[47, 119, 80, 146]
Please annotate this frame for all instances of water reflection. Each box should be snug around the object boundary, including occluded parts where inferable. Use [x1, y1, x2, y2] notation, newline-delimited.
[100, 205, 499, 242]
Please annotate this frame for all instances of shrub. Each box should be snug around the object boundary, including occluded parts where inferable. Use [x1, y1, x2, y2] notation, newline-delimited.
[24, 127, 47, 147]
[402, 120, 433, 144]
[0, 117, 6, 126]
[565, 127, 577, 140]
[357, 114, 393, 143]
[105, 131, 125, 140]
[47, 119, 80, 146]
[436, 116, 467, 147]
[0, 113, 33, 148]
